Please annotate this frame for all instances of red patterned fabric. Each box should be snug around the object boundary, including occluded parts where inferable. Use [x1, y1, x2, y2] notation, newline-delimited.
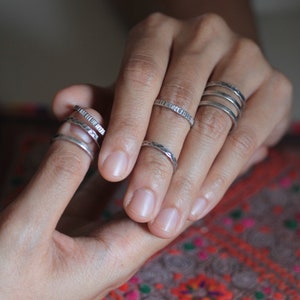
[1, 107, 300, 300]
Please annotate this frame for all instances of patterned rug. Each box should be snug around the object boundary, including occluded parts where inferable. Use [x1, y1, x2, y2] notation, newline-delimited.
[1, 106, 300, 300]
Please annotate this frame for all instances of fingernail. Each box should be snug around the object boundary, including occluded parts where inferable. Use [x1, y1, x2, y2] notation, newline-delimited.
[103, 150, 127, 178]
[190, 197, 207, 220]
[153, 208, 179, 234]
[127, 188, 155, 220]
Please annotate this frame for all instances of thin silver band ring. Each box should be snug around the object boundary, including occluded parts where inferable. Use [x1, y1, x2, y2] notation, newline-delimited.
[142, 140, 177, 172]
[154, 99, 194, 127]
[52, 133, 94, 159]
[198, 100, 238, 129]
[206, 81, 246, 108]
[73, 105, 106, 137]
[66, 116, 101, 148]
[202, 90, 242, 118]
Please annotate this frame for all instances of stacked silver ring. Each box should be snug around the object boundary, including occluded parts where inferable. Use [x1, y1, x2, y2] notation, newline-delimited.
[199, 81, 246, 130]
[52, 105, 106, 159]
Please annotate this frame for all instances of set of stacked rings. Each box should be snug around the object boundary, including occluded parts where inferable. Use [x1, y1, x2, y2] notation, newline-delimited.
[142, 81, 245, 172]
[52, 81, 245, 169]
[199, 81, 246, 129]
[52, 105, 106, 160]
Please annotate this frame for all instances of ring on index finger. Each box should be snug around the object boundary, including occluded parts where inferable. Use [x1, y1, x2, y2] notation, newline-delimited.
[52, 106, 106, 160]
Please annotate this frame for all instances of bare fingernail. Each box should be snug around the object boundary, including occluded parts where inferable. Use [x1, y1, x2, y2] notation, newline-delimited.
[152, 207, 179, 234]
[103, 150, 127, 179]
[190, 197, 207, 220]
[126, 188, 155, 220]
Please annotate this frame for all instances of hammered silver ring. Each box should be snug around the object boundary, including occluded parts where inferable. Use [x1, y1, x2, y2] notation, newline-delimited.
[142, 140, 178, 172]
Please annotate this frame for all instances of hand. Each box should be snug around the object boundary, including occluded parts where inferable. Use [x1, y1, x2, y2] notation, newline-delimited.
[0, 110, 183, 299]
[53, 13, 292, 239]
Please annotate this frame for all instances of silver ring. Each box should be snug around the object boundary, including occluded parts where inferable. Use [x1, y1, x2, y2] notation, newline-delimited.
[198, 100, 238, 128]
[202, 90, 242, 118]
[73, 105, 106, 137]
[206, 81, 246, 108]
[52, 134, 94, 159]
[142, 140, 177, 172]
[199, 81, 246, 130]
[154, 99, 194, 127]
[66, 116, 101, 148]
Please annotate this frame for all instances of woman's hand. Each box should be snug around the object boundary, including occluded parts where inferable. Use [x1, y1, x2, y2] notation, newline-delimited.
[0, 110, 181, 299]
[53, 13, 292, 239]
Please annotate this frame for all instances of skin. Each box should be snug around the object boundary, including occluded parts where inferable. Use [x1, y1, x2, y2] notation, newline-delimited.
[0, 113, 186, 299]
[0, 6, 292, 299]
[53, 13, 292, 239]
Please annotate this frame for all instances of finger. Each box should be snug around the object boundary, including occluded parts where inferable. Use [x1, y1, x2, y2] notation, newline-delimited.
[239, 109, 291, 175]
[192, 71, 292, 220]
[146, 36, 275, 237]
[52, 84, 113, 123]
[56, 172, 116, 235]
[98, 13, 180, 182]
[123, 15, 233, 230]
[85, 215, 192, 297]
[11, 108, 104, 237]
[239, 146, 268, 174]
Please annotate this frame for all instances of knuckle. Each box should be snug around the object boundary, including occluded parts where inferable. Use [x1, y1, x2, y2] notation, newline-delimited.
[47, 146, 86, 178]
[211, 172, 230, 193]
[172, 174, 195, 199]
[270, 70, 293, 102]
[121, 53, 161, 88]
[194, 107, 230, 140]
[190, 13, 228, 45]
[142, 150, 173, 182]
[138, 12, 168, 30]
[114, 117, 143, 143]
[228, 129, 257, 159]
[162, 78, 197, 106]
[233, 37, 262, 59]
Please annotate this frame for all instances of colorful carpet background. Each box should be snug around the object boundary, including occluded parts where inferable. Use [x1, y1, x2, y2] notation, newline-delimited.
[1, 106, 300, 300]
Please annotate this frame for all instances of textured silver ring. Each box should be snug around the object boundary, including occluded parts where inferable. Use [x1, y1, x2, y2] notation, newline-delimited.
[73, 105, 106, 137]
[206, 81, 246, 109]
[199, 100, 238, 129]
[142, 140, 177, 172]
[66, 116, 101, 148]
[52, 134, 94, 159]
[154, 99, 194, 127]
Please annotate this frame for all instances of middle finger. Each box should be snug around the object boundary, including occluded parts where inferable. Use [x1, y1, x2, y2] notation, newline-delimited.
[124, 15, 234, 228]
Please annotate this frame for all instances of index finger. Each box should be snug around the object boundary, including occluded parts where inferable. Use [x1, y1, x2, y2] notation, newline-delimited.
[98, 13, 179, 181]
[10, 108, 104, 237]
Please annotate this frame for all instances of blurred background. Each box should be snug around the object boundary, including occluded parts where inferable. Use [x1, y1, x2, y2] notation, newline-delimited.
[0, 0, 299, 119]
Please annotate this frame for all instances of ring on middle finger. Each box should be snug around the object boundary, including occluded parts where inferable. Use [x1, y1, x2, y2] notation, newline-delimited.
[153, 99, 195, 127]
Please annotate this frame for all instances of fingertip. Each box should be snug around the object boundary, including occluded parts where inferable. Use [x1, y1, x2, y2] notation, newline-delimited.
[52, 84, 95, 120]
[148, 207, 181, 239]
[98, 150, 129, 182]
[124, 188, 156, 223]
